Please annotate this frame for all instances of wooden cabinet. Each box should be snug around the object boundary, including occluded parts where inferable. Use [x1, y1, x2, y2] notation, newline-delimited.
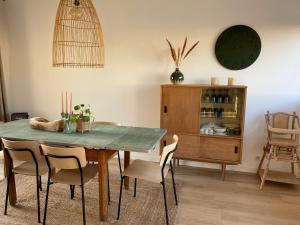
[161, 86, 201, 134]
[160, 84, 247, 179]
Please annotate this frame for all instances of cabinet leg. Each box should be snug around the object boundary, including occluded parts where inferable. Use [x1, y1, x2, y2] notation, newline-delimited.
[177, 159, 180, 167]
[221, 163, 226, 181]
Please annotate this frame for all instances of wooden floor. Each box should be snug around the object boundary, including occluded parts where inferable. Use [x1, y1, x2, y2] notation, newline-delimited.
[174, 165, 300, 225]
[0, 157, 299, 225]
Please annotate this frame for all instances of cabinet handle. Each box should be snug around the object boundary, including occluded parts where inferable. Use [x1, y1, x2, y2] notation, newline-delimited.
[234, 146, 239, 154]
[164, 106, 167, 113]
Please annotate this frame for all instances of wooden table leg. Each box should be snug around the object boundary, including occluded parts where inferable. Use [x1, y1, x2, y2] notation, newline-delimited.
[97, 151, 108, 221]
[124, 151, 130, 190]
[3, 150, 17, 205]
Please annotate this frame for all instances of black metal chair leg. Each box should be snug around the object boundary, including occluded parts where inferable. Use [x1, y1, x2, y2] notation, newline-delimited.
[36, 175, 41, 223]
[170, 161, 178, 205]
[117, 176, 124, 220]
[70, 185, 75, 199]
[134, 178, 137, 197]
[117, 151, 122, 180]
[43, 174, 51, 225]
[4, 167, 11, 215]
[39, 176, 42, 191]
[161, 180, 169, 225]
[81, 184, 86, 225]
[107, 163, 111, 203]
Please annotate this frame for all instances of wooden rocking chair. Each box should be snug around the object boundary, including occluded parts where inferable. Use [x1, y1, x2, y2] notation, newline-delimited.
[257, 111, 300, 189]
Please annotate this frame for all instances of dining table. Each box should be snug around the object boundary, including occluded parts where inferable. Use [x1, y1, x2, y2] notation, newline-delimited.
[0, 119, 166, 221]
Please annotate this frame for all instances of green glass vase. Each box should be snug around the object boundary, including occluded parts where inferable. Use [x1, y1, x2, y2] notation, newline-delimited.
[170, 68, 184, 84]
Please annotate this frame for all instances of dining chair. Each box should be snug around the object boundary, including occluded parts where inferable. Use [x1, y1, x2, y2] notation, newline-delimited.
[257, 111, 300, 189]
[41, 145, 98, 225]
[91, 121, 123, 203]
[117, 134, 178, 225]
[2, 138, 48, 223]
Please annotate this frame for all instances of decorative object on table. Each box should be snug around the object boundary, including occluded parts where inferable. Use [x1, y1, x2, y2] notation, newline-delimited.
[53, 0, 104, 68]
[11, 112, 29, 121]
[215, 25, 261, 70]
[73, 104, 94, 133]
[61, 91, 75, 133]
[228, 77, 235, 86]
[30, 117, 64, 132]
[210, 77, 219, 86]
[166, 37, 199, 84]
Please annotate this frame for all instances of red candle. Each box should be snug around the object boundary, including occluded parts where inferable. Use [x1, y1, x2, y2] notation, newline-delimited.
[61, 91, 64, 114]
[66, 91, 68, 114]
[70, 92, 72, 114]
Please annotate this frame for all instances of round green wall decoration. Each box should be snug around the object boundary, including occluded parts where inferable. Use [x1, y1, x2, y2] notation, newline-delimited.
[215, 25, 261, 70]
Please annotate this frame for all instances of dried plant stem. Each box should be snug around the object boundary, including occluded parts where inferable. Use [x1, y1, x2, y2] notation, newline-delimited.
[166, 37, 199, 68]
[184, 41, 199, 59]
[180, 37, 187, 62]
[166, 39, 177, 64]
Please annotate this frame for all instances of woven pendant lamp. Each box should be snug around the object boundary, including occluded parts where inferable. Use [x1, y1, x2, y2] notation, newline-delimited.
[53, 0, 104, 68]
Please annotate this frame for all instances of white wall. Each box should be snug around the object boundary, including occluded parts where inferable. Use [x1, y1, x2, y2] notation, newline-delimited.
[0, 2, 9, 94]
[2, 0, 300, 173]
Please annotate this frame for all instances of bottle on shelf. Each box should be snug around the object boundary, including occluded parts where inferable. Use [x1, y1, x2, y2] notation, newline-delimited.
[211, 90, 217, 103]
[217, 89, 223, 103]
[223, 90, 230, 103]
[203, 91, 210, 103]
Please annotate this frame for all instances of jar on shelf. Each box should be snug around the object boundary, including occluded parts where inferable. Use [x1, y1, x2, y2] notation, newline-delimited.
[203, 92, 210, 103]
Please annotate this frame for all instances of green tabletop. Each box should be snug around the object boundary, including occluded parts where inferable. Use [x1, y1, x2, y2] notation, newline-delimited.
[0, 119, 166, 152]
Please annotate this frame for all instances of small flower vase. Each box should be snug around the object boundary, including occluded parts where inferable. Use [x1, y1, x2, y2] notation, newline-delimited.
[62, 114, 73, 134]
[76, 119, 91, 133]
[170, 68, 184, 84]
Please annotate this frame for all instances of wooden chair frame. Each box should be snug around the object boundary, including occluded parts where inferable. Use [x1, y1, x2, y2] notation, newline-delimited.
[43, 154, 86, 225]
[257, 111, 300, 189]
[3, 147, 43, 223]
[117, 145, 178, 225]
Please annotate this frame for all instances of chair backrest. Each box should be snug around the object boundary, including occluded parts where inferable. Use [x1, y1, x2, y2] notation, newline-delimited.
[41, 145, 87, 170]
[159, 135, 178, 167]
[93, 121, 121, 126]
[265, 111, 299, 140]
[1, 138, 42, 162]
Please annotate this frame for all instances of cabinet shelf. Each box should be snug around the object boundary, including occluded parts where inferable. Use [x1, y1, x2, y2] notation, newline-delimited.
[200, 115, 240, 119]
[201, 102, 242, 105]
[199, 133, 242, 139]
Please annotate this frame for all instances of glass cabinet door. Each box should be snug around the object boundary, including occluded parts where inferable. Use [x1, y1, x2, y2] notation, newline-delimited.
[200, 87, 244, 137]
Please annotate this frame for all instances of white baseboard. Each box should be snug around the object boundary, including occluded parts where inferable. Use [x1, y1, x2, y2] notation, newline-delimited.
[115, 150, 298, 174]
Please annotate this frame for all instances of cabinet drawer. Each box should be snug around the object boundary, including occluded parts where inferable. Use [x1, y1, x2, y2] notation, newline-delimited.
[200, 137, 241, 162]
[161, 134, 200, 159]
[175, 134, 200, 158]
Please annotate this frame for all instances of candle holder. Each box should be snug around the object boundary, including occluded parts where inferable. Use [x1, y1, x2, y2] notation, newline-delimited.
[61, 113, 74, 134]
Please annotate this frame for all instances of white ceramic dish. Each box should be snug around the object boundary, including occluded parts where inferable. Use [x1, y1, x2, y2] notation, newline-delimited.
[214, 127, 226, 133]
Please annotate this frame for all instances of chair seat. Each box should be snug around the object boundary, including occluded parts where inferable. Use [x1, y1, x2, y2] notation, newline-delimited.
[123, 160, 169, 183]
[13, 156, 48, 176]
[269, 138, 298, 147]
[51, 164, 98, 185]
